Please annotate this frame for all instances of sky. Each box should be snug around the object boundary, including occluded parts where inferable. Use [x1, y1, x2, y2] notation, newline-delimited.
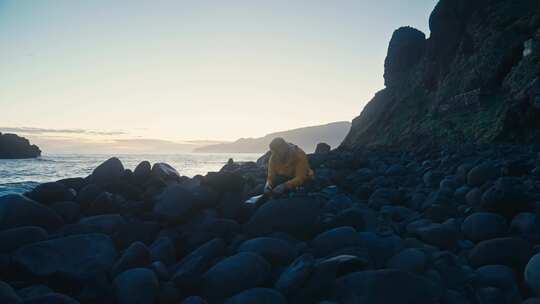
[0, 0, 437, 153]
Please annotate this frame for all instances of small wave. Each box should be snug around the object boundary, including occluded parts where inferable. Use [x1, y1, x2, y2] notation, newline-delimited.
[0, 181, 39, 195]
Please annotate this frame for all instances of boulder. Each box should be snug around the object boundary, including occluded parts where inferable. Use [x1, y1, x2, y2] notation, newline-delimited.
[91, 157, 125, 185]
[462, 212, 508, 242]
[315, 143, 331, 154]
[50, 201, 81, 223]
[237, 237, 296, 266]
[112, 241, 151, 275]
[133, 161, 151, 183]
[469, 237, 533, 269]
[336, 269, 438, 303]
[26, 182, 73, 205]
[152, 185, 197, 224]
[149, 237, 176, 266]
[172, 238, 226, 291]
[112, 220, 161, 249]
[480, 177, 532, 217]
[23, 293, 79, 304]
[202, 171, 245, 193]
[224, 288, 287, 304]
[467, 162, 500, 187]
[0, 194, 64, 231]
[0, 226, 48, 254]
[151, 163, 180, 182]
[275, 254, 316, 296]
[13, 233, 117, 279]
[0, 281, 20, 304]
[413, 222, 458, 249]
[386, 248, 427, 273]
[511, 213, 540, 241]
[245, 197, 321, 240]
[475, 265, 521, 304]
[201, 252, 271, 300]
[79, 214, 126, 235]
[113, 268, 159, 304]
[311, 226, 360, 257]
[57, 177, 86, 192]
[525, 253, 540, 296]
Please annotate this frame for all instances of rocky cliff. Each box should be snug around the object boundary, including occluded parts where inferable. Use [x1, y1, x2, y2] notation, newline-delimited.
[0, 133, 41, 159]
[342, 0, 540, 149]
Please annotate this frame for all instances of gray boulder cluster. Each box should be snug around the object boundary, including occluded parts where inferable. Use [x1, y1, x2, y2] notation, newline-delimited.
[1, 143, 540, 303]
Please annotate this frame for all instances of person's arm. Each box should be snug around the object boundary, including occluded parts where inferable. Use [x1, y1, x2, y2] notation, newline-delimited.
[285, 153, 310, 189]
[266, 157, 276, 189]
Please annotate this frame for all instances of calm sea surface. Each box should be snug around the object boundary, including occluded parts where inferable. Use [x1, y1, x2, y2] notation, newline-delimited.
[0, 153, 260, 195]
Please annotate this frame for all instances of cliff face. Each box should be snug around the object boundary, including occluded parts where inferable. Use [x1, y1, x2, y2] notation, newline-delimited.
[342, 0, 540, 149]
[0, 133, 41, 159]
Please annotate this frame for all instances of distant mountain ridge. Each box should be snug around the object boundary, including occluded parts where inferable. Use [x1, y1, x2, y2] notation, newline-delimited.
[195, 121, 351, 153]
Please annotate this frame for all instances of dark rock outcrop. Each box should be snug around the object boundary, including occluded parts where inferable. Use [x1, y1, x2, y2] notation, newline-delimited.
[0, 133, 41, 159]
[342, 0, 540, 148]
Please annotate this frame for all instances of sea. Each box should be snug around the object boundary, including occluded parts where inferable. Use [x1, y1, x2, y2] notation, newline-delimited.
[0, 153, 260, 195]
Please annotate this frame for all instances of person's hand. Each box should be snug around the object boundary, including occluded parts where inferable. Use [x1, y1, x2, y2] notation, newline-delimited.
[272, 183, 288, 195]
[264, 182, 273, 195]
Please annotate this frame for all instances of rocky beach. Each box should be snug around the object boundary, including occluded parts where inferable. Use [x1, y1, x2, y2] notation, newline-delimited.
[2, 0, 540, 303]
[1, 144, 540, 304]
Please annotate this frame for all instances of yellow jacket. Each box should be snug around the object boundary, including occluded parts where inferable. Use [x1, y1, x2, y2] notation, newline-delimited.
[267, 145, 314, 189]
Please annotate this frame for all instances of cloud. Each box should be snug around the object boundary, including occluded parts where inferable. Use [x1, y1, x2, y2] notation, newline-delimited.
[0, 127, 126, 136]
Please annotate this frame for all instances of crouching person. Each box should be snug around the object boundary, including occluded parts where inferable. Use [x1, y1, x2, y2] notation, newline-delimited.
[264, 137, 314, 197]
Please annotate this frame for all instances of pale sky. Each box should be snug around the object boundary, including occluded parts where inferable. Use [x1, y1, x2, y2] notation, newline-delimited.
[0, 0, 437, 151]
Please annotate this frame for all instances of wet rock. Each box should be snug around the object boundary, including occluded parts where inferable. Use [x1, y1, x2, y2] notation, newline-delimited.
[112, 241, 151, 275]
[91, 157, 125, 186]
[311, 226, 361, 257]
[151, 163, 180, 182]
[336, 269, 438, 303]
[237, 237, 296, 266]
[0, 194, 64, 231]
[201, 252, 271, 300]
[462, 212, 508, 242]
[245, 197, 321, 240]
[224, 288, 287, 304]
[0, 226, 48, 254]
[469, 237, 533, 269]
[26, 182, 73, 205]
[13, 233, 117, 279]
[113, 268, 159, 304]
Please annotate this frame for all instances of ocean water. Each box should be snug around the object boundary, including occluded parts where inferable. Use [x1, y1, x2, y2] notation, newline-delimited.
[0, 153, 260, 195]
